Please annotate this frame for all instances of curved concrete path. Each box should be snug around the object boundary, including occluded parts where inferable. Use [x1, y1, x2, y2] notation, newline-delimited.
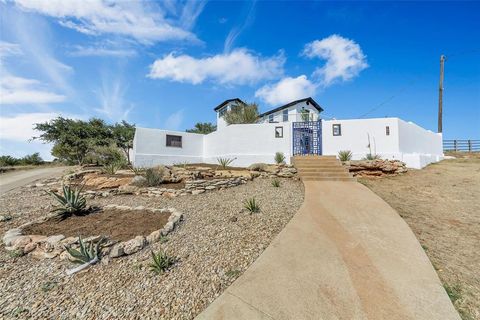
[196, 181, 460, 320]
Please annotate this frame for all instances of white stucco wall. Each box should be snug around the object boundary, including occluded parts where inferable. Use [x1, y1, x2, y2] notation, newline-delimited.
[204, 122, 291, 167]
[322, 118, 443, 168]
[133, 127, 204, 167]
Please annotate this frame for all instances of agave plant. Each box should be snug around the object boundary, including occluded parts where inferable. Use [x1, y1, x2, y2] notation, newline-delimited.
[102, 161, 123, 175]
[243, 197, 260, 213]
[145, 167, 164, 187]
[363, 153, 381, 160]
[65, 236, 106, 264]
[130, 165, 146, 175]
[274, 152, 286, 164]
[217, 157, 234, 169]
[150, 250, 175, 274]
[50, 184, 87, 217]
[338, 150, 353, 162]
[271, 179, 281, 188]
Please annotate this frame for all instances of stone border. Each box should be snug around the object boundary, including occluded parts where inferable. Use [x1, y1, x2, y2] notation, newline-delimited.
[2, 205, 183, 261]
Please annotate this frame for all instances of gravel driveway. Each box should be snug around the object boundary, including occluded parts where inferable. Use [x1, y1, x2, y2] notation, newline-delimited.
[0, 178, 304, 319]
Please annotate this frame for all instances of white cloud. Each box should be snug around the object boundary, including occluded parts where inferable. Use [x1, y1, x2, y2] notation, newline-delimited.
[0, 41, 22, 58]
[255, 75, 317, 106]
[164, 109, 184, 130]
[148, 48, 285, 85]
[94, 77, 133, 122]
[303, 34, 368, 86]
[0, 75, 66, 104]
[69, 45, 137, 57]
[224, 1, 256, 52]
[13, 0, 203, 44]
[0, 112, 60, 141]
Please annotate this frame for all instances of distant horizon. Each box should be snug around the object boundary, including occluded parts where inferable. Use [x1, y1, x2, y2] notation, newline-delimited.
[1, 1, 479, 159]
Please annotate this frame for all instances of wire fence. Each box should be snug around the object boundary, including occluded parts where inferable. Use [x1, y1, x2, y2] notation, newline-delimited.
[443, 139, 480, 152]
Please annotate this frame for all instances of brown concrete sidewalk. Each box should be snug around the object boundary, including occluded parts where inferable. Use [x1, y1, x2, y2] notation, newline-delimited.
[196, 181, 460, 320]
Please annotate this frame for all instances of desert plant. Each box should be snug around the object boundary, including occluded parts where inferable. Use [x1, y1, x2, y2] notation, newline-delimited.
[150, 250, 175, 274]
[271, 179, 281, 187]
[274, 152, 286, 164]
[363, 153, 381, 160]
[338, 150, 353, 162]
[217, 157, 234, 169]
[65, 236, 106, 264]
[130, 165, 146, 175]
[243, 197, 260, 213]
[49, 184, 87, 217]
[145, 167, 164, 186]
[102, 161, 123, 175]
[248, 163, 268, 171]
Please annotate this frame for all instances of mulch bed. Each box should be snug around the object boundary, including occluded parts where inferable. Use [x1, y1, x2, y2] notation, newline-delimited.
[22, 208, 171, 242]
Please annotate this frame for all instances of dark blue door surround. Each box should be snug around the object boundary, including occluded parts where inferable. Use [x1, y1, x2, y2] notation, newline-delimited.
[292, 121, 322, 156]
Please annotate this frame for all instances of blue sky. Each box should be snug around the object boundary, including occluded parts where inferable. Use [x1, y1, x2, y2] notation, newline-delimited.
[1, 0, 479, 159]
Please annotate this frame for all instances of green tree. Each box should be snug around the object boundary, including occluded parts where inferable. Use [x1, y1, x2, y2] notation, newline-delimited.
[111, 120, 135, 164]
[224, 102, 259, 125]
[33, 117, 113, 165]
[21, 152, 44, 165]
[186, 122, 217, 134]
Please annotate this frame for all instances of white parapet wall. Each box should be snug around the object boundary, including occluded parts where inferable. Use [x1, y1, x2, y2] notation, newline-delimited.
[204, 122, 291, 167]
[322, 118, 443, 169]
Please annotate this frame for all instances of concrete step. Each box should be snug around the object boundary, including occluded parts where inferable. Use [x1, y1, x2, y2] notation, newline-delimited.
[299, 174, 354, 179]
[301, 176, 356, 181]
[297, 168, 348, 173]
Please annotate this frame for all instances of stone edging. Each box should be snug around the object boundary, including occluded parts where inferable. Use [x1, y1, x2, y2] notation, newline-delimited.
[2, 205, 183, 261]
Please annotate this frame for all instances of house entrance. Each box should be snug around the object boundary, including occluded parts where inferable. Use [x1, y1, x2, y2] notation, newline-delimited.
[292, 121, 322, 156]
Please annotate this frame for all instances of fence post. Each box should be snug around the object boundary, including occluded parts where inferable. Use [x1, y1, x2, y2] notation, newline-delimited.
[468, 140, 472, 152]
[454, 140, 457, 151]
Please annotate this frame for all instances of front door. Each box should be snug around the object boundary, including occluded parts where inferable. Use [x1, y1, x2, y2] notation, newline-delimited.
[293, 121, 322, 156]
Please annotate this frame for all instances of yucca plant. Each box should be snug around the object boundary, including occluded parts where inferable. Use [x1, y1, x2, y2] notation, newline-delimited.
[102, 161, 123, 175]
[363, 153, 381, 160]
[65, 236, 106, 264]
[271, 179, 281, 188]
[274, 152, 286, 164]
[50, 184, 87, 217]
[243, 197, 260, 213]
[150, 250, 175, 274]
[217, 157, 234, 169]
[130, 165, 146, 175]
[145, 167, 164, 186]
[338, 150, 353, 162]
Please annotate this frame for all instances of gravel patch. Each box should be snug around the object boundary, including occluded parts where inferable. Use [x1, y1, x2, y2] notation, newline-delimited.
[0, 178, 304, 319]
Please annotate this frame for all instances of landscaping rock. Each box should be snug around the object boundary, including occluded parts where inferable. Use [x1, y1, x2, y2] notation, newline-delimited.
[123, 236, 145, 255]
[346, 159, 408, 177]
[131, 175, 147, 186]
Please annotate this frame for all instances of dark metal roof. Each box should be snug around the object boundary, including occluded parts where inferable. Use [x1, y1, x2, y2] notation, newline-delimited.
[258, 97, 323, 117]
[213, 98, 245, 111]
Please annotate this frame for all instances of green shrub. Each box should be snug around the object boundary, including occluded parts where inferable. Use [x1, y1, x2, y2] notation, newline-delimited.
[150, 250, 175, 274]
[363, 153, 381, 160]
[248, 163, 268, 171]
[243, 197, 260, 213]
[274, 152, 285, 164]
[65, 236, 106, 264]
[21, 152, 44, 165]
[130, 165, 146, 175]
[338, 150, 353, 162]
[0, 155, 19, 167]
[145, 167, 164, 186]
[217, 157, 234, 169]
[271, 179, 281, 188]
[49, 185, 87, 217]
[102, 161, 124, 175]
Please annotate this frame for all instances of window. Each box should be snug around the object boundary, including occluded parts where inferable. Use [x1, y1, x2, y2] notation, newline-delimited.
[275, 126, 283, 138]
[386, 126, 390, 136]
[218, 106, 227, 117]
[332, 124, 341, 136]
[166, 135, 182, 148]
[268, 114, 274, 123]
[282, 109, 289, 122]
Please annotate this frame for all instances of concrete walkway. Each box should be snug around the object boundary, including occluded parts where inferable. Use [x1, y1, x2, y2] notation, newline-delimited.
[196, 181, 460, 320]
[0, 166, 68, 195]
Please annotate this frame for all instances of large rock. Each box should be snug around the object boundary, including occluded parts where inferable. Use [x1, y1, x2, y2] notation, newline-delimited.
[123, 236, 145, 255]
[130, 175, 147, 186]
[347, 159, 407, 176]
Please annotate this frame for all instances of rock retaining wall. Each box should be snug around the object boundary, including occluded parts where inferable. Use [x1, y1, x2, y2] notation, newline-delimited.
[344, 159, 408, 176]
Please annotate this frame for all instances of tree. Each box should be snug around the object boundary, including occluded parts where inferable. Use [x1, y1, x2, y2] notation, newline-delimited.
[186, 122, 217, 134]
[21, 152, 43, 165]
[34, 117, 112, 165]
[224, 102, 259, 125]
[111, 120, 135, 164]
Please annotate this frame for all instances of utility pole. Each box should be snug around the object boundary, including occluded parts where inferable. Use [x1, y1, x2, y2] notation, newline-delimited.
[438, 55, 446, 133]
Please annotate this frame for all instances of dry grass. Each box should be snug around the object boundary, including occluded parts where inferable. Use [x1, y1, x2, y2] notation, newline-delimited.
[360, 157, 480, 320]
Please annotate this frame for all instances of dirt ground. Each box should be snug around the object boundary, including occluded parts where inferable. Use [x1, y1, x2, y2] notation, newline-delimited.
[23, 208, 171, 242]
[360, 155, 480, 320]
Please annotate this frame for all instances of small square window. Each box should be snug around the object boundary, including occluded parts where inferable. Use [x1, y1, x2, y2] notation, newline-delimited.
[166, 135, 182, 148]
[282, 109, 289, 122]
[275, 126, 283, 138]
[268, 114, 274, 123]
[332, 124, 341, 136]
[386, 126, 390, 136]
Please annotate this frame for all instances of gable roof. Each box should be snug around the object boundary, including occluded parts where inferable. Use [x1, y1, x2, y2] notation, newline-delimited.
[214, 98, 245, 111]
[258, 97, 323, 117]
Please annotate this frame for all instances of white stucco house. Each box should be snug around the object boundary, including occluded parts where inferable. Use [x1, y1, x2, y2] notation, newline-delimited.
[132, 97, 444, 169]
